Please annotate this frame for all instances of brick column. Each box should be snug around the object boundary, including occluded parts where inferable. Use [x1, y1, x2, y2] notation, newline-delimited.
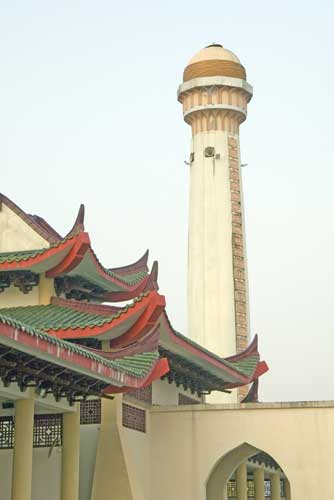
[228, 136, 249, 400]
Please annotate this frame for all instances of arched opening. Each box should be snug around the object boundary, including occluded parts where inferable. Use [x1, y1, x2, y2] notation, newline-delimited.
[206, 443, 291, 500]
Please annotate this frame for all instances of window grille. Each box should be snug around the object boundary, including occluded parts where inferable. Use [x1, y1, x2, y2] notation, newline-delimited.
[280, 479, 285, 497]
[33, 414, 62, 448]
[264, 479, 271, 498]
[227, 480, 236, 498]
[122, 403, 146, 433]
[126, 385, 152, 405]
[80, 399, 101, 424]
[247, 479, 255, 497]
[0, 416, 14, 449]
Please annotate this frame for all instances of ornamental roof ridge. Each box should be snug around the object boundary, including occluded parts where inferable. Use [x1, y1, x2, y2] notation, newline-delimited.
[50, 296, 122, 316]
[0, 290, 153, 334]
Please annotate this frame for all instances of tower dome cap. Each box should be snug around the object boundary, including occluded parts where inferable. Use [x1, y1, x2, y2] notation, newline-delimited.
[188, 44, 241, 65]
[183, 44, 246, 82]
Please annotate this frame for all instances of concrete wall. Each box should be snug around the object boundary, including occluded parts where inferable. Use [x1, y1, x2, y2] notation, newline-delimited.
[0, 448, 61, 500]
[79, 425, 100, 500]
[150, 401, 334, 500]
[152, 378, 202, 405]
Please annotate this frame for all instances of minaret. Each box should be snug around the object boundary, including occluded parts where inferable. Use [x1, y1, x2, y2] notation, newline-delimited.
[178, 44, 253, 398]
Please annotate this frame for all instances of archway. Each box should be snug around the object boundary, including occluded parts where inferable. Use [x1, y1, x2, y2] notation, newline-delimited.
[206, 443, 291, 500]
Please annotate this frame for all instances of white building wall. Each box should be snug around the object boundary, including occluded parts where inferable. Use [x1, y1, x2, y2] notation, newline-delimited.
[0, 203, 49, 252]
[0, 448, 61, 500]
[79, 425, 100, 500]
[152, 378, 202, 405]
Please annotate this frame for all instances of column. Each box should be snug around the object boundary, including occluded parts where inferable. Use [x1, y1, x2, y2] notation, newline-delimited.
[284, 478, 291, 500]
[254, 467, 265, 500]
[61, 405, 80, 500]
[11, 396, 34, 500]
[236, 463, 247, 500]
[271, 472, 281, 500]
[39, 274, 55, 305]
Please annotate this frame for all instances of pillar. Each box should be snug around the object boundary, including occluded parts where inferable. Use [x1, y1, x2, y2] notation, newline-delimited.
[236, 463, 247, 500]
[11, 396, 34, 500]
[254, 467, 265, 500]
[271, 472, 281, 500]
[61, 406, 80, 500]
[284, 478, 291, 500]
[39, 273, 55, 305]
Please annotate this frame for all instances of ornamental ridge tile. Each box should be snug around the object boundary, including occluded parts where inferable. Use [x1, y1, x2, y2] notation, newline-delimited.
[0, 292, 151, 331]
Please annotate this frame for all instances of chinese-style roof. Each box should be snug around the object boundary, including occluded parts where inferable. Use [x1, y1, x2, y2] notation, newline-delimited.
[0, 232, 156, 302]
[0, 193, 268, 397]
[0, 311, 169, 399]
[157, 312, 268, 393]
[0, 194, 158, 301]
[0, 291, 162, 341]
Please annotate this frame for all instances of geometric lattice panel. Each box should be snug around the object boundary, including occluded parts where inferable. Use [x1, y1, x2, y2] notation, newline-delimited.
[227, 480, 237, 498]
[0, 416, 14, 449]
[122, 403, 146, 433]
[280, 479, 285, 498]
[126, 385, 152, 405]
[80, 399, 101, 425]
[33, 414, 62, 448]
[247, 480, 255, 497]
[264, 479, 271, 498]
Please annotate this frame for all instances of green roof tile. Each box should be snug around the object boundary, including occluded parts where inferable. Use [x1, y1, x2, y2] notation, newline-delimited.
[0, 311, 158, 379]
[0, 293, 148, 331]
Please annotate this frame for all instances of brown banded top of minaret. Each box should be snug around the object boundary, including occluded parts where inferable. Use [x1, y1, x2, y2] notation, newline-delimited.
[183, 44, 247, 82]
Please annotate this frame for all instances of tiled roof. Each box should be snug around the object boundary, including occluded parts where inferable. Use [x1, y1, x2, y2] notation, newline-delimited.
[0, 311, 159, 378]
[0, 247, 49, 264]
[0, 293, 149, 332]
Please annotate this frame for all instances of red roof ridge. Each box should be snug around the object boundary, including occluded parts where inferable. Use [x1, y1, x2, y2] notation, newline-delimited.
[0, 193, 62, 244]
[109, 249, 149, 276]
[50, 296, 122, 316]
[224, 334, 258, 362]
[86, 326, 160, 359]
[64, 204, 85, 239]
[144, 260, 159, 292]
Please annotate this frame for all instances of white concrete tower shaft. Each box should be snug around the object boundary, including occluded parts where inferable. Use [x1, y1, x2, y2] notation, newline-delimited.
[178, 45, 253, 399]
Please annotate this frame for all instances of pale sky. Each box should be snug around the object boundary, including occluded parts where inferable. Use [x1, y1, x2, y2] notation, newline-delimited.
[1, 1, 333, 402]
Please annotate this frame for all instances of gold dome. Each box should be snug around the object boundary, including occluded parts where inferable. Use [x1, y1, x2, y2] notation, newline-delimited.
[183, 44, 246, 82]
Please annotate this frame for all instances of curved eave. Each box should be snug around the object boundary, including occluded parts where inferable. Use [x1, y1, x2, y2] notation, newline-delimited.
[108, 249, 149, 277]
[0, 228, 156, 299]
[0, 236, 78, 273]
[104, 357, 169, 394]
[0, 321, 164, 390]
[51, 291, 164, 341]
[159, 313, 268, 386]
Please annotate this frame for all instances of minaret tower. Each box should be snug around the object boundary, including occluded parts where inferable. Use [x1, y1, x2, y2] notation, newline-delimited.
[178, 44, 253, 385]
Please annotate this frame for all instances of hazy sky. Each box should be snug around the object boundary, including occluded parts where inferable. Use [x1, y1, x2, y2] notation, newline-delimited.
[1, 1, 334, 402]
